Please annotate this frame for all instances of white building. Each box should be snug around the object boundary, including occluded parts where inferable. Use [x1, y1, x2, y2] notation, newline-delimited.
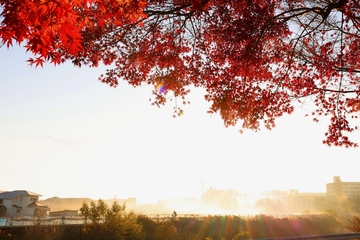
[0, 190, 50, 217]
[326, 176, 360, 203]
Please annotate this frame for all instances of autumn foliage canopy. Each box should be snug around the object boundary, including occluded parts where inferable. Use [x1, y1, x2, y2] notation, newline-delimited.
[1, 0, 360, 147]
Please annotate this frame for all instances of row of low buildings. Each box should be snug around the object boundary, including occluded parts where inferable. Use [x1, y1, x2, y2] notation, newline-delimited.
[0, 189, 242, 217]
[196, 176, 360, 214]
[258, 176, 360, 213]
[2, 176, 360, 217]
[0, 190, 138, 217]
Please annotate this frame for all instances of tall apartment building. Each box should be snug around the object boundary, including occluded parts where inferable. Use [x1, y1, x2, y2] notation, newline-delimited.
[326, 176, 360, 204]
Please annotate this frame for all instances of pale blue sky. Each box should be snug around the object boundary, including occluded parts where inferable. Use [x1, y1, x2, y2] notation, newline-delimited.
[0, 45, 359, 204]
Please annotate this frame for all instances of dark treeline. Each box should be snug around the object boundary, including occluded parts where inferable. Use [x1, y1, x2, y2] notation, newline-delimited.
[0, 214, 352, 240]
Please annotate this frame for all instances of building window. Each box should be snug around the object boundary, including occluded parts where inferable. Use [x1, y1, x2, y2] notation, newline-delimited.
[0, 199, 2, 204]
[30, 198, 37, 202]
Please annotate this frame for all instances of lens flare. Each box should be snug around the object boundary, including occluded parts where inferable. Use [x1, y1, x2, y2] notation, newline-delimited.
[156, 82, 166, 94]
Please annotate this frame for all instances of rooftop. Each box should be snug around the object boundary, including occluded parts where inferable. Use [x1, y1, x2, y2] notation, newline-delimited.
[0, 190, 41, 199]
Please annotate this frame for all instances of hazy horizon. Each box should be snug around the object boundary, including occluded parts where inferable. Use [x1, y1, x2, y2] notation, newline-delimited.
[1, 45, 359, 206]
[1, 181, 330, 204]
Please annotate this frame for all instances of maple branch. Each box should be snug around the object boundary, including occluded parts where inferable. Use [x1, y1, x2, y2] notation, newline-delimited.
[144, 0, 210, 17]
[325, 18, 360, 39]
[334, 67, 360, 73]
[187, 17, 199, 59]
[315, 87, 356, 94]
[350, 18, 360, 33]
[336, 12, 345, 117]
[270, 6, 334, 24]
[312, 0, 348, 20]
[271, 14, 321, 95]
[144, 2, 191, 15]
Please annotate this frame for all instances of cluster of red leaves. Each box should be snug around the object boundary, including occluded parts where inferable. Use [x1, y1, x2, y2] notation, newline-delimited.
[1, 0, 360, 147]
[0, 0, 147, 66]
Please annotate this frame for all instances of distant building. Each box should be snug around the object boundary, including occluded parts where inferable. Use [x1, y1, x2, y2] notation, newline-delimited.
[271, 191, 325, 213]
[0, 190, 49, 217]
[326, 176, 360, 204]
[39, 197, 92, 212]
